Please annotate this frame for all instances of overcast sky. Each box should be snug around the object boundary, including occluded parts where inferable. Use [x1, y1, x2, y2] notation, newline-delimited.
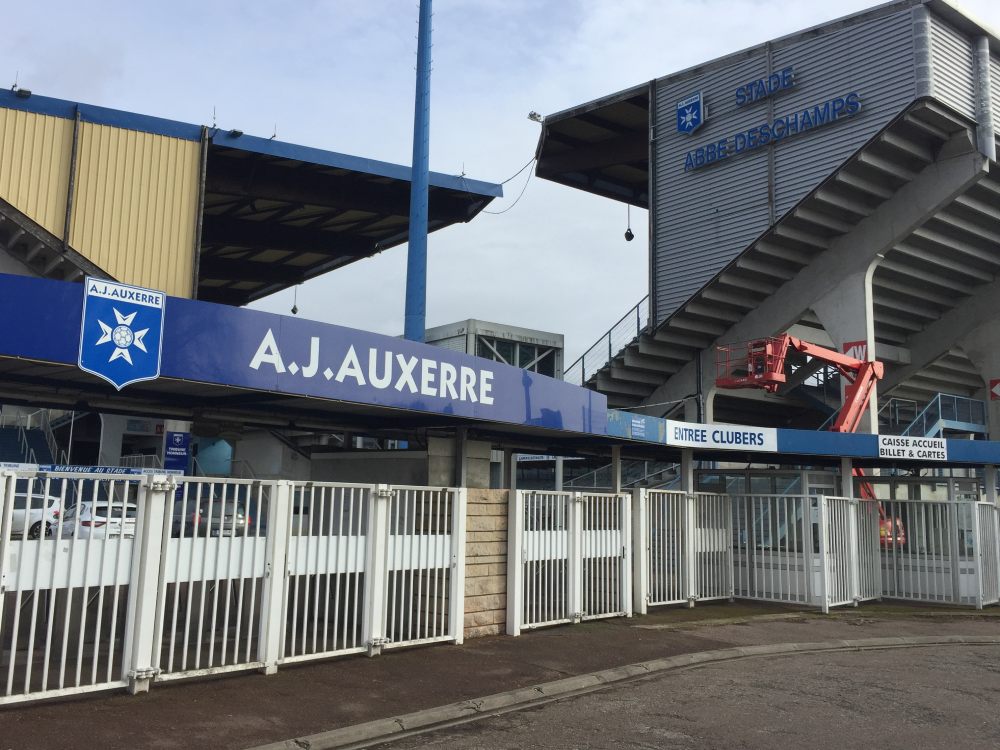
[5, 0, 999, 364]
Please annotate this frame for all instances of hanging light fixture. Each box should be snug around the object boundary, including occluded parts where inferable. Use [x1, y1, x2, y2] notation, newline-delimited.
[624, 204, 634, 242]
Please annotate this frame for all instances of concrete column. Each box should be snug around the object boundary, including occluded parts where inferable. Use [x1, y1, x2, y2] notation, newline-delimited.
[811, 259, 881, 433]
[611, 446, 622, 493]
[840, 456, 854, 497]
[453, 428, 468, 487]
[985, 465, 997, 506]
[554, 456, 564, 492]
[957, 319, 1000, 440]
[98, 414, 127, 466]
[503, 448, 516, 490]
[679, 449, 695, 493]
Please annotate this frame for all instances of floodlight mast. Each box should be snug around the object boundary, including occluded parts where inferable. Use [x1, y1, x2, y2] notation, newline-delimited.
[403, 0, 433, 342]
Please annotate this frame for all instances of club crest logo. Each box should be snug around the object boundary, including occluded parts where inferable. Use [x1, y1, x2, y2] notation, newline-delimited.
[78, 277, 165, 390]
[676, 91, 707, 135]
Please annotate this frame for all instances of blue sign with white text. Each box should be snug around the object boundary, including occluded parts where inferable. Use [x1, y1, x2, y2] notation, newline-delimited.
[676, 92, 706, 134]
[78, 278, 164, 390]
[163, 431, 191, 473]
[0, 274, 606, 435]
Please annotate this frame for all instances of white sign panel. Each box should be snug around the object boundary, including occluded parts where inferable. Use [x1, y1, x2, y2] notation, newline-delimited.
[666, 420, 777, 452]
[878, 436, 948, 461]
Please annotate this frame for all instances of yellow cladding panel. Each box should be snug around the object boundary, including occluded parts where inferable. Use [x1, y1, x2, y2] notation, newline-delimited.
[0, 108, 73, 236]
[69, 123, 200, 298]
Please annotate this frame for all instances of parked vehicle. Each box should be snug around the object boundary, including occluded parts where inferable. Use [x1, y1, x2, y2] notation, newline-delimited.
[7, 481, 61, 539]
[60, 501, 137, 539]
[171, 497, 251, 537]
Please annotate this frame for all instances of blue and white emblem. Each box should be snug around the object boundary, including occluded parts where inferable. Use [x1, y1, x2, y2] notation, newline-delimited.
[78, 277, 165, 390]
[676, 92, 706, 135]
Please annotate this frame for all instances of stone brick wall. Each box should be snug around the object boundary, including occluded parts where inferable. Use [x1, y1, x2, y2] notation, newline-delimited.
[464, 488, 508, 639]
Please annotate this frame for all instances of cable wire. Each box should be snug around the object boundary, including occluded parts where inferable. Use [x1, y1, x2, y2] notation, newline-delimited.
[484, 161, 534, 215]
[499, 156, 536, 185]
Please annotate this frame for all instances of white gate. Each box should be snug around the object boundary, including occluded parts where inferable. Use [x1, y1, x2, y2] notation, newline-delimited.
[732, 495, 816, 606]
[978, 503, 1000, 607]
[1, 472, 467, 705]
[154, 478, 270, 681]
[0, 473, 141, 704]
[508, 490, 630, 634]
[641, 491, 687, 607]
[879, 499, 999, 609]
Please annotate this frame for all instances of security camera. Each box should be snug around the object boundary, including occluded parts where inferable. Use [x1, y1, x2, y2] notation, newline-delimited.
[624, 228, 634, 242]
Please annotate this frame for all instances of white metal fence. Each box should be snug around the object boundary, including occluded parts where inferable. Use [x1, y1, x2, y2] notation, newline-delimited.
[879, 499, 1000, 608]
[507, 491, 630, 635]
[0, 472, 466, 705]
[631, 492, 1000, 615]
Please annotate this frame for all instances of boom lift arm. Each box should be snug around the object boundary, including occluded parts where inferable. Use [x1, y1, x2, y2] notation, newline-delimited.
[716, 333, 903, 543]
[715, 333, 884, 433]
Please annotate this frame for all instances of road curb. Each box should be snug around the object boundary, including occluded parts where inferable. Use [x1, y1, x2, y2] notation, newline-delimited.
[246, 635, 1000, 750]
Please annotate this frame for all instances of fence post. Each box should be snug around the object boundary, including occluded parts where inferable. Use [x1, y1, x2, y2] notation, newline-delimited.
[567, 493, 584, 622]
[505, 489, 524, 636]
[450, 488, 468, 644]
[363, 484, 391, 656]
[948, 502, 962, 605]
[258, 480, 291, 674]
[848, 499, 860, 606]
[0, 472, 16, 634]
[973, 504, 984, 610]
[817, 495, 830, 614]
[620, 492, 633, 617]
[685, 493, 697, 607]
[122, 473, 172, 694]
[632, 489, 647, 615]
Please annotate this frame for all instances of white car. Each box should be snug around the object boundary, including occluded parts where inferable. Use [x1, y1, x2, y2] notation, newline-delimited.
[7, 485, 61, 539]
[60, 501, 137, 539]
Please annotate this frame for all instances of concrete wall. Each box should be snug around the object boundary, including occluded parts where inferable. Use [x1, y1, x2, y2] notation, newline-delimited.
[310, 450, 429, 485]
[233, 431, 309, 480]
[464, 488, 508, 639]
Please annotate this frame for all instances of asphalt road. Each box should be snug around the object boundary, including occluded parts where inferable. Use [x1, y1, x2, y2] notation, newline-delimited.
[381, 644, 1000, 750]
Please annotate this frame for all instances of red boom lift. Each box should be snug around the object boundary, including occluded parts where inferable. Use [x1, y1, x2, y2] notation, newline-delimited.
[716, 333, 905, 545]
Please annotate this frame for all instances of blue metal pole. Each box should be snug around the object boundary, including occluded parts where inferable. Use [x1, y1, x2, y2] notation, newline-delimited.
[403, 0, 432, 342]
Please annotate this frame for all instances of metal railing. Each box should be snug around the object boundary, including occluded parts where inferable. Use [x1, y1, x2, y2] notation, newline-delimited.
[878, 398, 919, 434]
[564, 458, 678, 490]
[1, 471, 467, 705]
[1, 409, 68, 464]
[563, 295, 649, 386]
[15, 427, 37, 465]
[120, 454, 162, 469]
[901, 394, 987, 438]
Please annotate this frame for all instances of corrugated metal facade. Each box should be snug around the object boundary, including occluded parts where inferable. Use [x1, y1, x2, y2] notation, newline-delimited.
[653, 56, 771, 320]
[771, 12, 915, 217]
[428, 335, 468, 353]
[0, 108, 73, 237]
[68, 123, 200, 298]
[652, 8, 920, 325]
[929, 15, 976, 119]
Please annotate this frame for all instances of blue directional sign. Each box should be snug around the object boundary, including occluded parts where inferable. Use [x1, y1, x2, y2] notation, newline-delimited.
[77, 277, 165, 390]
